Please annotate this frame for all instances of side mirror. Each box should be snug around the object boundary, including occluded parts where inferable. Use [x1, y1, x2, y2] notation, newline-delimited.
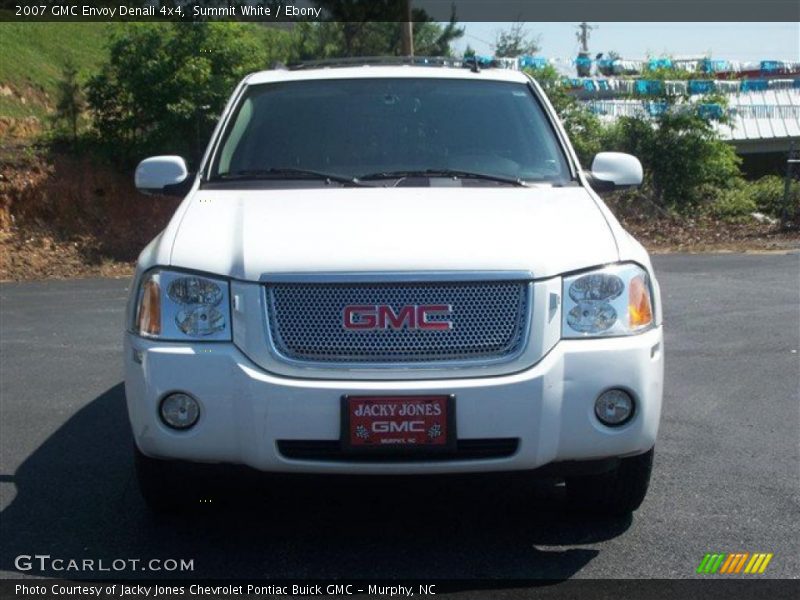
[587, 152, 643, 191]
[135, 156, 191, 196]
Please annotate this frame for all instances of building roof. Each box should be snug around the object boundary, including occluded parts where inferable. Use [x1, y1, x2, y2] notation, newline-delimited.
[585, 90, 800, 152]
[721, 90, 800, 142]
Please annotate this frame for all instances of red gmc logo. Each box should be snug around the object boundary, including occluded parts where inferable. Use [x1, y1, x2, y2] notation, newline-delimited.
[343, 305, 453, 331]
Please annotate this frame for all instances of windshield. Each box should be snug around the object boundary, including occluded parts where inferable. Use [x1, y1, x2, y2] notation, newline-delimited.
[207, 77, 572, 186]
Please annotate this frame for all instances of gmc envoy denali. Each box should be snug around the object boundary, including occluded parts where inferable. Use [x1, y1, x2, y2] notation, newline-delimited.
[126, 60, 664, 514]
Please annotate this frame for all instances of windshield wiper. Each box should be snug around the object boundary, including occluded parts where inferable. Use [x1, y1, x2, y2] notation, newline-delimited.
[216, 168, 366, 187]
[358, 169, 528, 187]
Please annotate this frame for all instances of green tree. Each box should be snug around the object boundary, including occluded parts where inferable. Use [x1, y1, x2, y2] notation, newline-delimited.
[53, 59, 86, 148]
[290, 20, 462, 59]
[494, 22, 540, 58]
[306, 1, 462, 58]
[414, 8, 464, 57]
[605, 111, 741, 209]
[290, 22, 346, 61]
[86, 23, 281, 165]
[311, 1, 410, 57]
[525, 65, 603, 166]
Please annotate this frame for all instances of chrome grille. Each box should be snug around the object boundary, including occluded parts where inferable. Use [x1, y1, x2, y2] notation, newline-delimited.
[265, 280, 530, 364]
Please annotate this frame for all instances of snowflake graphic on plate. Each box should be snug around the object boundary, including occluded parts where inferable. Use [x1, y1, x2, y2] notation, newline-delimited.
[428, 423, 442, 440]
[355, 424, 370, 440]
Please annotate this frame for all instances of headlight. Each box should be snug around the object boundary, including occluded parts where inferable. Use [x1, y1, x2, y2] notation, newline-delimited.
[134, 269, 231, 341]
[562, 263, 654, 338]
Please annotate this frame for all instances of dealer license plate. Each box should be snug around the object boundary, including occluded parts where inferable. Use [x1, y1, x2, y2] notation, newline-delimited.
[341, 395, 455, 453]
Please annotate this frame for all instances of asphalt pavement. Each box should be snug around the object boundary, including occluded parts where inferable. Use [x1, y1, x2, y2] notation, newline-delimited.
[0, 254, 798, 585]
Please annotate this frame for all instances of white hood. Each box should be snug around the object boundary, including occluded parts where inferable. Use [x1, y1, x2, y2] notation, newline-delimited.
[169, 186, 619, 281]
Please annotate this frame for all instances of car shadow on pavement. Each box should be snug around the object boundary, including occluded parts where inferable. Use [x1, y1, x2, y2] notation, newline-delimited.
[0, 383, 632, 583]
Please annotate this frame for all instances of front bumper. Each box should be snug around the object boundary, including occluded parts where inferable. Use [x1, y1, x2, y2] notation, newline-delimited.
[124, 327, 663, 475]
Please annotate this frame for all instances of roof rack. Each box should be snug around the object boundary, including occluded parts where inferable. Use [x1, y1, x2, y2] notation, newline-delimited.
[286, 56, 468, 70]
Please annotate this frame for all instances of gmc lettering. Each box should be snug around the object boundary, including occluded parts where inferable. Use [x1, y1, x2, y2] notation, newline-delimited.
[343, 305, 452, 330]
[372, 421, 426, 433]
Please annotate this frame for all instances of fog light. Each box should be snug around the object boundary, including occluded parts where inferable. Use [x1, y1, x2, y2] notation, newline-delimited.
[159, 393, 200, 430]
[594, 389, 634, 426]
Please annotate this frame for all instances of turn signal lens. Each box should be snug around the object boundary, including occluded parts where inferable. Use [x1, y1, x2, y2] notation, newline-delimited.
[133, 270, 231, 341]
[628, 275, 653, 329]
[137, 278, 161, 336]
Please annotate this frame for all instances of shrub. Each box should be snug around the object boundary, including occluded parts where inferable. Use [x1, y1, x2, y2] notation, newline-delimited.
[749, 175, 800, 220]
[710, 185, 758, 220]
[710, 175, 800, 225]
[600, 109, 742, 211]
[528, 64, 743, 209]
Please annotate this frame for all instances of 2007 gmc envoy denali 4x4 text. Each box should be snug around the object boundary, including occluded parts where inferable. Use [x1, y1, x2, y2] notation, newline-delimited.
[126, 60, 664, 514]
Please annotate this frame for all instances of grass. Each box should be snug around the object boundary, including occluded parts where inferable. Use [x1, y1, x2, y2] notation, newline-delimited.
[0, 95, 44, 120]
[0, 22, 119, 120]
[0, 21, 292, 126]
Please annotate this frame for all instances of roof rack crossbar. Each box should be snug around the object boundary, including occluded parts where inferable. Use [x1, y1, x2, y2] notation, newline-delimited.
[286, 56, 467, 70]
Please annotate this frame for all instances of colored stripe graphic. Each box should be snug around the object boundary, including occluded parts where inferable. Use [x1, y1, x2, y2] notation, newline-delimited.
[710, 554, 726, 573]
[697, 554, 713, 574]
[719, 554, 736, 573]
[698, 554, 726, 574]
[698, 552, 772, 574]
[745, 553, 774, 574]
[734, 553, 750, 573]
[758, 554, 774, 573]
[720, 553, 749, 574]
[745, 554, 762, 573]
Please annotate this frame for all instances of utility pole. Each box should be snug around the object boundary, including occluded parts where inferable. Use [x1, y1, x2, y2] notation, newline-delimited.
[783, 141, 798, 229]
[400, 0, 414, 57]
[575, 22, 595, 77]
[576, 22, 594, 53]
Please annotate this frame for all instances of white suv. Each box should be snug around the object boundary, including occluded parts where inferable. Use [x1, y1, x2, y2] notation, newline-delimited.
[126, 60, 663, 514]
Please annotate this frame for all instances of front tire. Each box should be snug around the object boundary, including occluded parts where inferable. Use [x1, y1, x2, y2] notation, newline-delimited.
[566, 447, 654, 516]
[134, 445, 192, 513]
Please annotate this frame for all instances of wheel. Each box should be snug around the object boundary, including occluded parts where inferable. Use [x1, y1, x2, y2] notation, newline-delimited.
[566, 447, 654, 516]
[134, 445, 193, 513]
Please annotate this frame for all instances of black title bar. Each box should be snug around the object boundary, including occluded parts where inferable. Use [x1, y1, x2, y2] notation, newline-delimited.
[2, 579, 800, 599]
[1, 0, 799, 22]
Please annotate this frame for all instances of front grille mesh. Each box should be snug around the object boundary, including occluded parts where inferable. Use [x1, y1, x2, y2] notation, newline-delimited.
[265, 281, 529, 364]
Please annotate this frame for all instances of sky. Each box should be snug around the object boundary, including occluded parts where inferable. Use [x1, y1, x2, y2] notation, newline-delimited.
[452, 22, 800, 63]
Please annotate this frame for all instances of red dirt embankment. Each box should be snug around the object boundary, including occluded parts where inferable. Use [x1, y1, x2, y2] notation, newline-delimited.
[1, 144, 797, 281]
[1, 145, 178, 280]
